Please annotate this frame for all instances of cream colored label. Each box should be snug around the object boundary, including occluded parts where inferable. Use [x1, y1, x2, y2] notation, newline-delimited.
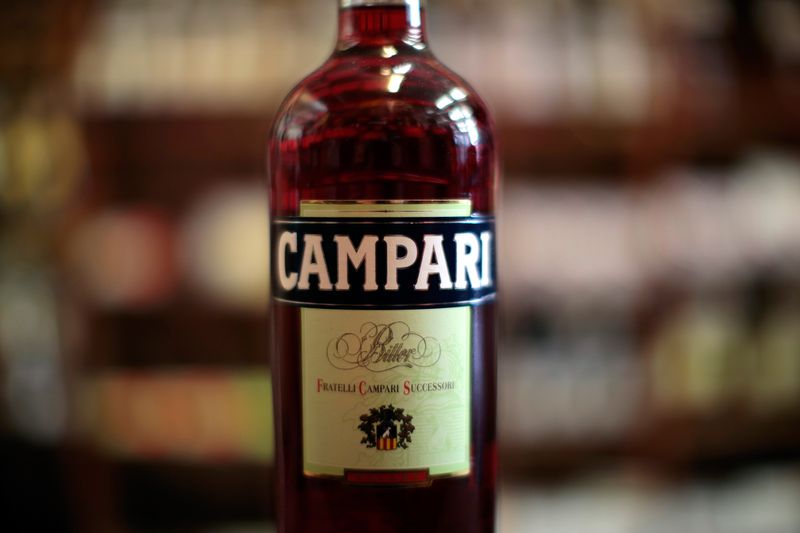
[300, 200, 472, 481]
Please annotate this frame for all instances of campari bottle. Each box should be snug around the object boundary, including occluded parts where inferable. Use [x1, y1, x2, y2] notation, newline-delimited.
[268, 1, 497, 531]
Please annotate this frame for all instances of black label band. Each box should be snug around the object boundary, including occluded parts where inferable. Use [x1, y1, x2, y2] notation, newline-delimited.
[271, 217, 496, 309]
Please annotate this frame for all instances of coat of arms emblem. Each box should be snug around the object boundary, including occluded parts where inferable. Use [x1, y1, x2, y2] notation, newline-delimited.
[358, 404, 415, 451]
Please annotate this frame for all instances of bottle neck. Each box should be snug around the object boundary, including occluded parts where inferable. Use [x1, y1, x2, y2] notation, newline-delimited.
[336, 0, 427, 50]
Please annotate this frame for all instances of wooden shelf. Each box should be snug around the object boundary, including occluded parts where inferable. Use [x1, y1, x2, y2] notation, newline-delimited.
[80, 77, 800, 192]
[83, 302, 269, 369]
[631, 409, 800, 473]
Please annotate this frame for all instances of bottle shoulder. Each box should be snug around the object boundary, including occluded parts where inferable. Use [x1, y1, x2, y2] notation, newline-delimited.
[270, 51, 493, 144]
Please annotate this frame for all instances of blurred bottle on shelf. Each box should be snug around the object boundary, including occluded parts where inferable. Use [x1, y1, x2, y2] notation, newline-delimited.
[750, 293, 800, 414]
[648, 290, 749, 415]
[61, 176, 275, 529]
[0, 91, 86, 530]
[61, 2, 282, 523]
[72, 0, 334, 112]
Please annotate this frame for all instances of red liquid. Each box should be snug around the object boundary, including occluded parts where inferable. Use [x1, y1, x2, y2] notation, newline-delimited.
[268, 5, 497, 532]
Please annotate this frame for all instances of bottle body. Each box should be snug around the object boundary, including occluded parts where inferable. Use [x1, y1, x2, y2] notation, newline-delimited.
[268, 3, 497, 532]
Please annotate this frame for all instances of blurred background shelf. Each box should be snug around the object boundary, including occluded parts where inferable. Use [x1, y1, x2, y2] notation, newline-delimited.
[634, 411, 800, 470]
[81, 114, 272, 207]
[79, 91, 800, 184]
[2, 0, 800, 531]
[83, 306, 269, 367]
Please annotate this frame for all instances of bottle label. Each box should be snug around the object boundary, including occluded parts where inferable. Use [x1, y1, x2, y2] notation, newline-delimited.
[272, 200, 495, 485]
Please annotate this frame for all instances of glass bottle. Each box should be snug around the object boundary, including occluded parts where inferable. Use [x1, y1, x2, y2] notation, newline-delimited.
[268, 1, 497, 531]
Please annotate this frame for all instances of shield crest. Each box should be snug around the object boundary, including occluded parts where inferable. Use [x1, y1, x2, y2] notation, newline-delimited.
[358, 404, 414, 450]
[376, 416, 398, 450]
